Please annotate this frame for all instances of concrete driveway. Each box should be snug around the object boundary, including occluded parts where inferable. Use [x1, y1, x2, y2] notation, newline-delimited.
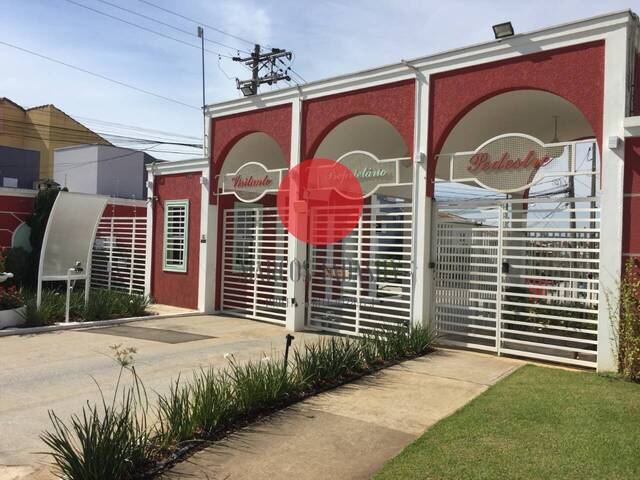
[0, 315, 322, 480]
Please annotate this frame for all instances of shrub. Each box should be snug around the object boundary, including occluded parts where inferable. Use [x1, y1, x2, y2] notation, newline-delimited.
[43, 324, 435, 479]
[155, 377, 198, 450]
[0, 285, 22, 310]
[42, 391, 150, 480]
[25, 188, 63, 288]
[84, 289, 149, 322]
[189, 368, 234, 434]
[3, 247, 30, 288]
[618, 259, 640, 382]
[22, 288, 149, 326]
[41, 346, 151, 480]
[228, 355, 292, 414]
[23, 289, 85, 326]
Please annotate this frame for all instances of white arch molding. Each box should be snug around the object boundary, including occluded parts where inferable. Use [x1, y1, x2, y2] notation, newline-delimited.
[314, 114, 412, 199]
[435, 89, 595, 185]
[217, 132, 288, 201]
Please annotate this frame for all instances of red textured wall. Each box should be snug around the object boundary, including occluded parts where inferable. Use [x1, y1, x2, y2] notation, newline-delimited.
[102, 204, 146, 217]
[428, 41, 605, 195]
[210, 104, 292, 205]
[302, 80, 415, 158]
[0, 194, 34, 251]
[152, 173, 201, 309]
[623, 138, 640, 256]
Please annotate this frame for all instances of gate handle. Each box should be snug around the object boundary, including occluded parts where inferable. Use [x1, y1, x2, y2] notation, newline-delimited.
[502, 261, 510, 274]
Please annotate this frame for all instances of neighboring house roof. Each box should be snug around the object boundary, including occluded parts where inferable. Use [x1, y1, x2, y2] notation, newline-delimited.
[0, 97, 26, 111]
[27, 103, 111, 146]
[0, 97, 111, 146]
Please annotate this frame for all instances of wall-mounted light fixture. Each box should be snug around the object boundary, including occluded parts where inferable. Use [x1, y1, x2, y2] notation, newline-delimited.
[492, 21, 514, 39]
[236, 79, 256, 96]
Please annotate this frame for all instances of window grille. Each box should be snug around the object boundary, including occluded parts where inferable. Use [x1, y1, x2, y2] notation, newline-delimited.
[163, 200, 189, 272]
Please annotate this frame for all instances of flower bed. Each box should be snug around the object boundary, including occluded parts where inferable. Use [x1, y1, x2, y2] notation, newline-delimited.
[41, 326, 435, 480]
[0, 285, 25, 329]
[22, 288, 150, 327]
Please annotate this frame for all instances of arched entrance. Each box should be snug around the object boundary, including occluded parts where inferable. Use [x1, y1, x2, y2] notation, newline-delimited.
[431, 90, 600, 367]
[217, 132, 289, 325]
[306, 115, 414, 334]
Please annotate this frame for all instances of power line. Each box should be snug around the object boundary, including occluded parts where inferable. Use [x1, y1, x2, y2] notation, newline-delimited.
[134, 0, 264, 48]
[4, 120, 202, 147]
[61, 0, 234, 59]
[93, 0, 249, 54]
[0, 132, 200, 171]
[283, 53, 307, 83]
[55, 144, 162, 173]
[1, 119, 203, 148]
[233, 45, 293, 95]
[30, 109, 201, 141]
[0, 39, 200, 110]
[133, 0, 311, 86]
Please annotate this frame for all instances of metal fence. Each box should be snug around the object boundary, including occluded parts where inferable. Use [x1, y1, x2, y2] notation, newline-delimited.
[433, 197, 600, 368]
[91, 216, 147, 294]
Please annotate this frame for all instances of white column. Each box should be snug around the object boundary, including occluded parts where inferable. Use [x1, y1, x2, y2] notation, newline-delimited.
[597, 25, 629, 372]
[198, 165, 217, 313]
[144, 169, 154, 298]
[286, 94, 307, 331]
[410, 72, 433, 329]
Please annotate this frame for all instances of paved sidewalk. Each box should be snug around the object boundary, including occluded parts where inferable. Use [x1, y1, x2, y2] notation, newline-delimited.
[0, 315, 324, 480]
[161, 349, 522, 480]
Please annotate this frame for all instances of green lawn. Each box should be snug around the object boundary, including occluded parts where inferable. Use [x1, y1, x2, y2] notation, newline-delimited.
[375, 365, 640, 480]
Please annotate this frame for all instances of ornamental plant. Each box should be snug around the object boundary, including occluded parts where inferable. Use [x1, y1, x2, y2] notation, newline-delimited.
[42, 325, 435, 479]
[0, 285, 22, 311]
[618, 258, 640, 382]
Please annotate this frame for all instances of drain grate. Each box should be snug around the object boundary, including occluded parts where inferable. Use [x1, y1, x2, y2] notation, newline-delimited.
[84, 325, 215, 344]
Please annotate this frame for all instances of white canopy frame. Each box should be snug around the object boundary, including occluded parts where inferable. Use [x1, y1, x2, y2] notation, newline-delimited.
[36, 192, 108, 308]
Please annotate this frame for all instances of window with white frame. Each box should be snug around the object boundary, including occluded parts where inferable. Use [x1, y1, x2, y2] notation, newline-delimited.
[163, 199, 189, 272]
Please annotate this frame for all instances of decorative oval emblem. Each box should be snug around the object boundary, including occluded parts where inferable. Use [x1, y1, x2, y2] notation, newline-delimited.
[446, 134, 566, 193]
[222, 162, 284, 202]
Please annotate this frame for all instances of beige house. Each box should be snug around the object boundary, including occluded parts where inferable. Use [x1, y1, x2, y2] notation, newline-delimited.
[0, 97, 109, 181]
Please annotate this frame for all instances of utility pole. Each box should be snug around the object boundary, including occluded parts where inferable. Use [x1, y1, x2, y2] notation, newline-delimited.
[233, 44, 293, 96]
[251, 44, 260, 95]
[197, 26, 206, 153]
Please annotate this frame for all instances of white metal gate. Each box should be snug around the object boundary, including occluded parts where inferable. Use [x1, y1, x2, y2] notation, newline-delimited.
[221, 206, 288, 325]
[307, 201, 413, 335]
[433, 197, 600, 367]
[91, 216, 147, 294]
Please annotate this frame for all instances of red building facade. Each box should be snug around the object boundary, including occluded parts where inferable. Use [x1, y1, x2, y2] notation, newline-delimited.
[148, 11, 639, 371]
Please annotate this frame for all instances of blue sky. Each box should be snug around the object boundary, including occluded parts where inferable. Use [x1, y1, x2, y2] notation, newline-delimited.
[0, 0, 637, 159]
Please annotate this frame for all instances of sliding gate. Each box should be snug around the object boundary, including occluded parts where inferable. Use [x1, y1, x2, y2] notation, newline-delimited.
[307, 201, 413, 335]
[432, 197, 600, 367]
[221, 206, 288, 325]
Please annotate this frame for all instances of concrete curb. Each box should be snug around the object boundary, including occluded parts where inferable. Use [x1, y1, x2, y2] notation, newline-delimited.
[0, 311, 203, 337]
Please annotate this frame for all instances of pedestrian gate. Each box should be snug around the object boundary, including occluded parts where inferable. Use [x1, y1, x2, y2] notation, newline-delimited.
[307, 201, 413, 335]
[221, 206, 288, 325]
[432, 197, 600, 367]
